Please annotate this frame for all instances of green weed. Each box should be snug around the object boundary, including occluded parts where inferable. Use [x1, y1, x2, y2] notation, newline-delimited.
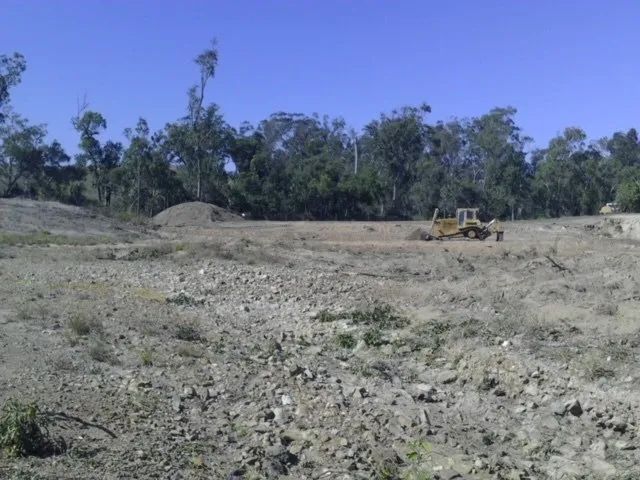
[0, 400, 58, 457]
[335, 333, 356, 349]
[174, 323, 202, 342]
[363, 327, 385, 347]
[139, 348, 153, 366]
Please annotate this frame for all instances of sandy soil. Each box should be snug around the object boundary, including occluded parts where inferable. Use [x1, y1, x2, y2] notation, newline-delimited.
[1, 200, 639, 479]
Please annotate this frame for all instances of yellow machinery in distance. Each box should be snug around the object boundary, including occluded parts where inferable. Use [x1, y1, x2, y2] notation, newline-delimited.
[423, 208, 504, 241]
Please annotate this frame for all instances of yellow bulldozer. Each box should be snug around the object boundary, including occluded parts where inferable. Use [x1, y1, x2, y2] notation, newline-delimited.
[422, 208, 504, 241]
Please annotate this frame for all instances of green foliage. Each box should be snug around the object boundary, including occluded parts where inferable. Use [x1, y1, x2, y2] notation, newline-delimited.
[335, 333, 356, 349]
[139, 348, 153, 366]
[364, 105, 431, 216]
[350, 304, 408, 329]
[3, 49, 640, 221]
[317, 310, 340, 322]
[174, 322, 202, 342]
[616, 177, 640, 212]
[406, 440, 432, 462]
[375, 463, 400, 480]
[363, 327, 385, 347]
[167, 292, 203, 307]
[0, 53, 26, 122]
[318, 304, 407, 328]
[0, 400, 52, 457]
[72, 110, 122, 207]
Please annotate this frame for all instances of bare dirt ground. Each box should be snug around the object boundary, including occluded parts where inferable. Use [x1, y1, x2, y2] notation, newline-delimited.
[1, 199, 640, 479]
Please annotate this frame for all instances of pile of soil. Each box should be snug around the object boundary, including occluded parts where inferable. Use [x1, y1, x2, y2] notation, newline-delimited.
[584, 215, 640, 241]
[152, 201, 242, 227]
[0, 198, 141, 239]
[406, 227, 429, 240]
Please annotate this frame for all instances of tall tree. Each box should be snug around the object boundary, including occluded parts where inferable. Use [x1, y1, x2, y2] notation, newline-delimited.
[73, 110, 121, 206]
[532, 127, 607, 216]
[0, 117, 47, 196]
[363, 104, 431, 216]
[165, 40, 232, 203]
[0, 53, 26, 123]
[467, 107, 531, 220]
[123, 118, 152, 214]
[189, 40, 219, 201]
[117, 119, 186, 215]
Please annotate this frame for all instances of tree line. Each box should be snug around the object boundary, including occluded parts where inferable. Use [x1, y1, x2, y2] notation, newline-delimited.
[2, 45, 640, 221]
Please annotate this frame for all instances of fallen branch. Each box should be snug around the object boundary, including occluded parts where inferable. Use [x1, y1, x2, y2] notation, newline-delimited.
[544, 255, 571, 273]
[45, 411, 117, 439]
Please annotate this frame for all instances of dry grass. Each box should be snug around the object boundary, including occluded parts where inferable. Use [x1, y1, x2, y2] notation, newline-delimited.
[88, 340, 118, 364]
[139, 347, 154, 366]
[0, 231, 112, 246]
[66, 312, 102, 338]
[13, 302, 50, 325]
[176, 344, 204, 358]
[174, 239, 285, 266]
[174, 322, 203, 341]
[582, 353, 616, 380]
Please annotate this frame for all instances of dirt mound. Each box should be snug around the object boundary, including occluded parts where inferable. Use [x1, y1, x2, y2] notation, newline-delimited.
[584, 215, 640, 241]
[152, 201, 241, 227]
[0, 198, 141, 240]
[406, 228, 429, 240]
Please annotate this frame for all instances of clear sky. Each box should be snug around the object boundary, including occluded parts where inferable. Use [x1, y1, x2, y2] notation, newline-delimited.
[2, 0, 639, 153]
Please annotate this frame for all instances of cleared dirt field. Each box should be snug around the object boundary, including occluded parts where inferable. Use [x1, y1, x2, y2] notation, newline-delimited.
[1, 199, 640, 479]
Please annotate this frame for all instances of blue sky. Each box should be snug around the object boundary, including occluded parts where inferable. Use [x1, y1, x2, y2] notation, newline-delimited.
[2, 0, 639, 153]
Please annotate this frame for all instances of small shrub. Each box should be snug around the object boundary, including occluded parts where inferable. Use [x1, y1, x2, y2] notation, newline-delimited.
[583, 353, 616, 380]
[15, 305, 34, 322]
[363, 327, 385, 347]
[116, 211, 147, 225]
[350, 359, 375, 377]
[167, 292, 203, 306]
[67, 313, 101, 337]
[595, 303, 618, 316]
[0, 400, 56, 457]
[318, 304, 408, 329]
[317, 310, 340, 322]
[139, 348, 153, 366]
[51, 355, 75, 372]
[335, 333, 356, 349]
[406, 440, 432, 462]
[403, 469, 433, 480]
[351, 304, 408, 329]
[177, 344, 204, 358]
[122, 244, 176, 261]
[88, 340, 117, 364]
[175, 323, 202, 342]
[376, 464, 398, 480]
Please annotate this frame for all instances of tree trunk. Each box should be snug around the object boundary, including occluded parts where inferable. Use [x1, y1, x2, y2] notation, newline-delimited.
[197, 158, 201, 200]
[511, 205, 515, 221]
[354, 139, 358, 174]
[137, 160, 141, 215]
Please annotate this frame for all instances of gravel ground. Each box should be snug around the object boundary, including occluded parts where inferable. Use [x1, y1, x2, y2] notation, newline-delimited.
[1, 200, 640, 479]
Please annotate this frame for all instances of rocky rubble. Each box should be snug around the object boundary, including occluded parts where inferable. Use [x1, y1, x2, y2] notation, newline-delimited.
[1, 215, 640, 479]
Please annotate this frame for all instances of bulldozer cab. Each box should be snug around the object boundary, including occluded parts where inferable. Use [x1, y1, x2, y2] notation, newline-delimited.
[457, 208, 479, 227]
